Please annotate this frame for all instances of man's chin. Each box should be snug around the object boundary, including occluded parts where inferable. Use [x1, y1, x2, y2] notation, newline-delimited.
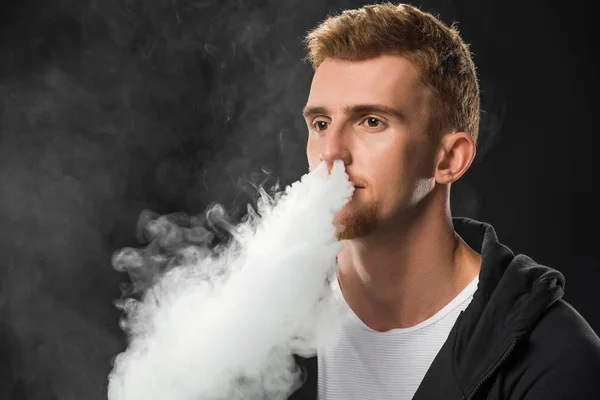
[333, 204, 378, 240]
[335, 224, 350, 241]
[334, 220, 375, 241]
[336, 230, 356, 241]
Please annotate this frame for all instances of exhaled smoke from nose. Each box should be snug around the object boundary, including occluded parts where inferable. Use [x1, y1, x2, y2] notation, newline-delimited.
[108, 160, 354, 400]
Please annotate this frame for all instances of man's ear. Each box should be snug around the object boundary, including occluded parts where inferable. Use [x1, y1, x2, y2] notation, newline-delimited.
[434, 132, 476, 185]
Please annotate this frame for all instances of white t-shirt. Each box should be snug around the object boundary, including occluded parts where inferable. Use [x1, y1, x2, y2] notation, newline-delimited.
[318, 274, 479, 400]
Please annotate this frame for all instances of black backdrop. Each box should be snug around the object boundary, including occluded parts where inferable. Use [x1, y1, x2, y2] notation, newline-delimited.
[0, 0, 597, 398]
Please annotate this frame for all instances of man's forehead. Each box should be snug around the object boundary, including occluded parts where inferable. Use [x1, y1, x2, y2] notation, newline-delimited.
[312, 55, 422, 84]
[307, 55, 429, 113]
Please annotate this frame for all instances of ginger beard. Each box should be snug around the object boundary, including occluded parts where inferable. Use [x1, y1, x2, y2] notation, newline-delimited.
[334, 185, 380, 240]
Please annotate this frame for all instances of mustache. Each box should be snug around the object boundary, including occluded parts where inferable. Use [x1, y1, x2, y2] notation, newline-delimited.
[348, 176, 369, 188]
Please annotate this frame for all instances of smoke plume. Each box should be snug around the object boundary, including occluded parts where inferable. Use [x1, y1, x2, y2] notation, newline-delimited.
[108, 160, 353, 400]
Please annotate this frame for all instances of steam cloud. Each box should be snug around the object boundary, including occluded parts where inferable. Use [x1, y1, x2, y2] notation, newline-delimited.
[108, 160, 353, 400]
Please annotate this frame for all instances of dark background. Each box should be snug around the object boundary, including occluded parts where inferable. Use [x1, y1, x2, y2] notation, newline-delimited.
[0, 0, 597, 398]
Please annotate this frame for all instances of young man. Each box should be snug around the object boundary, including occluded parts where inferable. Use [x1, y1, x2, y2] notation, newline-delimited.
[291, 3, 600, 400]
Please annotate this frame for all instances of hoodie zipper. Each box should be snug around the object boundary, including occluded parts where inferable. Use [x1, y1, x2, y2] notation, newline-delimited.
[465, 333, 524, 400]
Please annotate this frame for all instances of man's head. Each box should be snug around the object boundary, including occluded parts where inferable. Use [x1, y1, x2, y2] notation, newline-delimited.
[303, 3, 480, 240]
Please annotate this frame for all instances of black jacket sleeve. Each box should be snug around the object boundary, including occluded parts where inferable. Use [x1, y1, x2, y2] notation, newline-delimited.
[520, 352, 600, 399]
[519, 302, 600, 399]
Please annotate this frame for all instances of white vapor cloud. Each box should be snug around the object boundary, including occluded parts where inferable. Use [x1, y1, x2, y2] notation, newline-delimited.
[108, 160, 353, 400]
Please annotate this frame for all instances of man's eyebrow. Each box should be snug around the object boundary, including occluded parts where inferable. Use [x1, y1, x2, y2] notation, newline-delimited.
[343, 104, 406, 121]
[302, 104, 405, 121]
[302, 106, 328, 119]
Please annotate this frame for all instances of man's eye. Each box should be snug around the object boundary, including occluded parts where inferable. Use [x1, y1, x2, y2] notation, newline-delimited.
[364, 117, 381, 128]
[313, 121, 329, 131]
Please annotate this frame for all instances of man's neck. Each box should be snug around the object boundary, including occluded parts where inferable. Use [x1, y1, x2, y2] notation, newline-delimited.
[336, 193, 481, 332]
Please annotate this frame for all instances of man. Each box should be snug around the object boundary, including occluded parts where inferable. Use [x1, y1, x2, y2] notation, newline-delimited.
[290, 3, 600, 400]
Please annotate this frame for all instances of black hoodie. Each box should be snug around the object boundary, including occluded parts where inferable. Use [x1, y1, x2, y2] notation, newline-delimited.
[290, 217, 600, 399]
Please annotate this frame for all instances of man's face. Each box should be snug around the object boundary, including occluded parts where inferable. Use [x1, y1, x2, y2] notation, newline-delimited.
[304, 55, 438, 240]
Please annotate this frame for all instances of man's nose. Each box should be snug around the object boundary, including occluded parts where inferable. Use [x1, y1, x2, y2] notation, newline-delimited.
[320, 126, 351, 171]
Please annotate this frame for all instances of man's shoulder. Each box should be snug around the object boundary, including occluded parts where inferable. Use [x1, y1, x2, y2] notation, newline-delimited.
[526, 299, 600, 366]
[500, 300, 600, 398]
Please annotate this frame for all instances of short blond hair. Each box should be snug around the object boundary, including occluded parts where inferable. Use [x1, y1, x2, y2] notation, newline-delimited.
[304, 3, 480, 143]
